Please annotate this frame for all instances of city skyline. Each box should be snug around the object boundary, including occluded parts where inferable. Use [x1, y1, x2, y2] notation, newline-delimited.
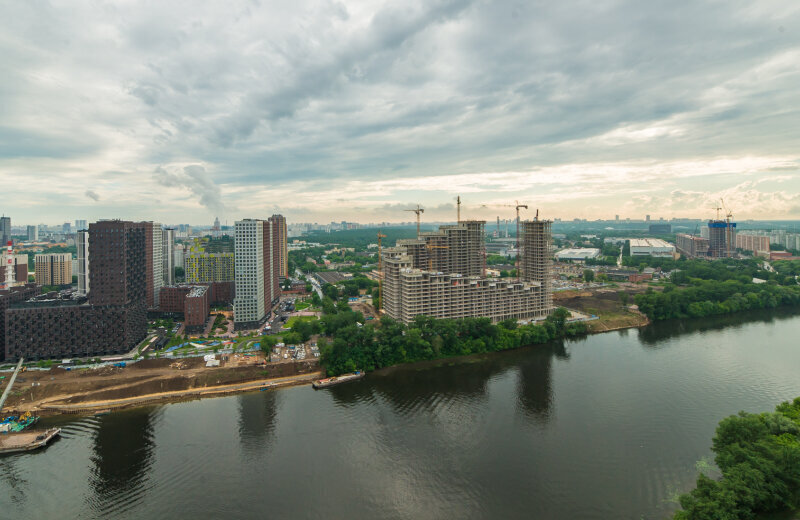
[1, 2, 799, 223]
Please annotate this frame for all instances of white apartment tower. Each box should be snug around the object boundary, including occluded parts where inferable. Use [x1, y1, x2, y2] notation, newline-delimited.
[162, 227, 175, 285]
[76, 230, 90, 295]
[234, 219, 266, 328]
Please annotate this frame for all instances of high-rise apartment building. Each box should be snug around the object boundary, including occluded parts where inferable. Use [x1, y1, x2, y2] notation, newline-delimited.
[34, 253, 72, 286]
[271, 214, 288, 277]
[26, 225, 38, 242]
[75, 220, 87, 231]
[76, 230, 90, 295]
[186, 238, 235, 283]
[62, 222, 71, 234]
[234, 219, 265, 329]
[162, 227, 175, 285]
[265, 216, 281, 305]
[142, 222, 163, 309]
[4, 220, 148, 361]
[382, 219, 552, 324]
[0, 216, 10, 246]
[233, 218, 282, 329]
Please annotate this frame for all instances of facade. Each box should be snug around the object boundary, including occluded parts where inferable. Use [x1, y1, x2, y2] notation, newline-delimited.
[675, 234, 710, 258]
[271, 214, 288, 277]
[4, 220, 148, 361]
[707, 220, 736, 258]
[234, 219, 266, 329]
[144, 222, 164, 309]
[0, 284, 41, 360]
[34, 253, 72, 286]
[186, 251, 235, 283]
[26, 225, 38, 242]
[736, 233, 771, 255]
[233, 219, 281, 329]
[158, 285, 210, 331]
[162, 227, 175, 285]
[629, 238, 676, 258]
[382, 219, 552, 324]
[75, 220, 87, 231]
[76, 230, 90, 295]
[520, 219, 553, 312]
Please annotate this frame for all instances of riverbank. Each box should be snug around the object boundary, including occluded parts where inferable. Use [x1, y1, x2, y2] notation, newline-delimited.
[0, 355, 321, 417]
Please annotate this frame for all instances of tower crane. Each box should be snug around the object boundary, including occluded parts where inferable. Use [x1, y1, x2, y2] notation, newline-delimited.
[491, 201, 528, 281]
[456, 196, 461, 224]
[377, 232, 387, 314]
[404, 205, 425, 238]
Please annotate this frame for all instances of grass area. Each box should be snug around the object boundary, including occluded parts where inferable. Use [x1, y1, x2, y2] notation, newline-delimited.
[294, 301, 311, 310]
[285, 315, 318, 328]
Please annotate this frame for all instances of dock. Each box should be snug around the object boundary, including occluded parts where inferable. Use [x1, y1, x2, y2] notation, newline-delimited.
[0, 428, 60, 455]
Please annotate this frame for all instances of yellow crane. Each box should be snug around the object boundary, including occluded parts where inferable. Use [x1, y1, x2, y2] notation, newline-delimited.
[425, 243, 449, 271]
[404, 205, 425, 238]
[377, 232, 387, 314]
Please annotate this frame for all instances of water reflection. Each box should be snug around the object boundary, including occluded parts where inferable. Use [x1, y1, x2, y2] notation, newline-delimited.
[237, 391, 279, 452]
[638, 308, 800, 346]
[0, 455, 29, 507]
[87, 408, 157, 515]
[516, 342, 570, 423]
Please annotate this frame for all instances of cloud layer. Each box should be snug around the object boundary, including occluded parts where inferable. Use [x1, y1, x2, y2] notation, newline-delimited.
[1, 0, 799, 224]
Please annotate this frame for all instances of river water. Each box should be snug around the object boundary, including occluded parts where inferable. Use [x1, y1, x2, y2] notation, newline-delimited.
[3, 310, 800, 519]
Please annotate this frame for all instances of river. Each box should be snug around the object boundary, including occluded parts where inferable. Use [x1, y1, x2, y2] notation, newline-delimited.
[3, 309, 800, 519]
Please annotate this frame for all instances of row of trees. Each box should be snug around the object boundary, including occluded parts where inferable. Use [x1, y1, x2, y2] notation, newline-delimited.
[635, 280, 800, 320]
[320, 307, 588, 376]
[674, 397, 800, 519]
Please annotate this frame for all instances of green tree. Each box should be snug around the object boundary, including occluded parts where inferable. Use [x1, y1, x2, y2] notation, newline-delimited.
[583, 269, 595, 282]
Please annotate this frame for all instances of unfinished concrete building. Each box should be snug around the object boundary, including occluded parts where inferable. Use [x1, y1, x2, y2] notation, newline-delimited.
[520, 219, 553, 312]
[382, 219, 553, 324]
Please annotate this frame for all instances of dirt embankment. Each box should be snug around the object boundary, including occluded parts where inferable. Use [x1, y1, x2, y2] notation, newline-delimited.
[554, 284, 654, 332]
[1, 355, 321, 416]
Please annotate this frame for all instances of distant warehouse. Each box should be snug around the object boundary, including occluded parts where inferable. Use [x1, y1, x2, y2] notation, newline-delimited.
[554, 248, 600, 262]
[629, 239, 676, 258]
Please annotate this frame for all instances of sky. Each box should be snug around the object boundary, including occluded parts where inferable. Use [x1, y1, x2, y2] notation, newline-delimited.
[1, 0, 799, 226]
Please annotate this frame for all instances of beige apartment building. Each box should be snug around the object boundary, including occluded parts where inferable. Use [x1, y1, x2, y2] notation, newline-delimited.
[382, 219, 553, 324]
[35, 253, 72, 286]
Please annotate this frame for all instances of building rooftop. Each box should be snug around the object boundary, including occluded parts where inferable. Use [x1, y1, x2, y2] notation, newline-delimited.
[555, 248, 601, 259]
[629, 238, 674, 248]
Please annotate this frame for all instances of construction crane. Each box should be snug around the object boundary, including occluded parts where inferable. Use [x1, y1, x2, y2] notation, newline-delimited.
[377, 232, 387, 314]
[483, 201, 528, 280]
[404, 205, 425, 238]
[425, 243, 449, 271]
[456, 196, 461, 223]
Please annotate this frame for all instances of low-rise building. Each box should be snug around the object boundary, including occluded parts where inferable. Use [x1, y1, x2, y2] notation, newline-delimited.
[629, 238, 676, 258]
[554, 248, 600, 262]
[675, 234, 709, 258]
[159, 285, 210, 331]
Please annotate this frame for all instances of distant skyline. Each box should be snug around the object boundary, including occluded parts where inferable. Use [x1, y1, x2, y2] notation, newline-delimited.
[1, 1, 799, 224]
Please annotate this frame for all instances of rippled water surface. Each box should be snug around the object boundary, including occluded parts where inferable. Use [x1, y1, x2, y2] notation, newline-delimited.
[3, 310, 800, 519]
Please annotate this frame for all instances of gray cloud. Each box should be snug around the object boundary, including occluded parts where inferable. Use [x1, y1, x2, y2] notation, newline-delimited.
[85, 190, 100, 201]
[154, 165, 224, 214]
[1, 0, 799, 223]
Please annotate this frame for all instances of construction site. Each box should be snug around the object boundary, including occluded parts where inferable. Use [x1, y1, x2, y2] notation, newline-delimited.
[379, 201, 554, 324]
[675, 199, 737, 259]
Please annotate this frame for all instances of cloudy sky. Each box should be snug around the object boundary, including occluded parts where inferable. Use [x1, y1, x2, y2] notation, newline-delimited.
[1, 0, 799, 226]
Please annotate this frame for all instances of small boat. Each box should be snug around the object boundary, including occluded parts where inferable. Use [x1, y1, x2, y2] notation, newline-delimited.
[312, 371, 365, 389]
[0, 428, 61, 455]
[94, 409, 111, 416]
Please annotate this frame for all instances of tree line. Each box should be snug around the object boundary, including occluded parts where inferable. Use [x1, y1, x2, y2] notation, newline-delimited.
[674, 397, 800, 519]
[319, 307, 587, 376]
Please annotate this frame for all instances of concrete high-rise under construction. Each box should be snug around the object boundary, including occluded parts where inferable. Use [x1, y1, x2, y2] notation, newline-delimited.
[382, 219, 553, 324]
